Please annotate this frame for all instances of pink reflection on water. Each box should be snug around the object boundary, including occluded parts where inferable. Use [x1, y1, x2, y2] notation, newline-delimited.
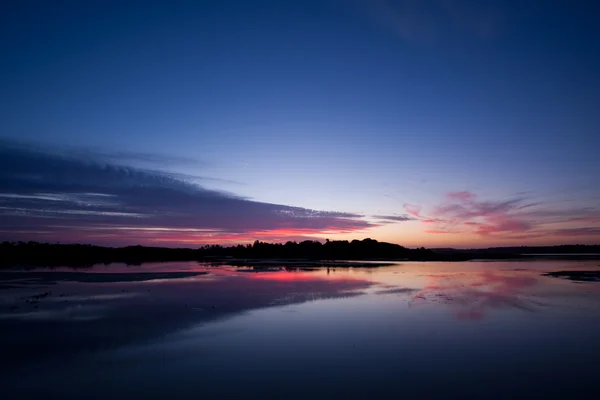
[248, 272, 331, 282]
[409, 269, 544, 320]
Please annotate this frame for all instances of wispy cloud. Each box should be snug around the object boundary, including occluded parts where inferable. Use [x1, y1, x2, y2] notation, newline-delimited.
[405, 190, 600, 241]
[403, 203, 424, 218]
[0, 141, 378, 245]
[372, 214, 414, 223]
[551, 227, 600, 237]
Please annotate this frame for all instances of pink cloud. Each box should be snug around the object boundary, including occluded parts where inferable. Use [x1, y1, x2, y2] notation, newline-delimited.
[474, 216, 532, 236]
[403, 203, 423, 218]
[407, 190, 600, 241]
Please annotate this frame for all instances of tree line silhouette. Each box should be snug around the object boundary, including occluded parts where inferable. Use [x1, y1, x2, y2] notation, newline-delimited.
[1, 239, 598, 267]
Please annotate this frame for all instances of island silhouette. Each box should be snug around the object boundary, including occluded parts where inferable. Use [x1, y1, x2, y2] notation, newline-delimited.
[2, 239, 599, 268]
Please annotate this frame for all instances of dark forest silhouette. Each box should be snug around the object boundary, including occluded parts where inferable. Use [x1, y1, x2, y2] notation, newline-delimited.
[1, 239, 599, 267]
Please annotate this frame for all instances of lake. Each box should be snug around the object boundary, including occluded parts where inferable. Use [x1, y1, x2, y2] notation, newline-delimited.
[2, 260, 600, 399]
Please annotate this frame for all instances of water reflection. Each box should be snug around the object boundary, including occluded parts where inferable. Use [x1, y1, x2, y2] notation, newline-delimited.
[0, 267, 374, 369]
[409, 269, 545, 320]
[1, 261, 600, 399]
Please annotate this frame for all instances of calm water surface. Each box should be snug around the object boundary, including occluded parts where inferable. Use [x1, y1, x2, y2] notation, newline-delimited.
[1, 261, 600, 399]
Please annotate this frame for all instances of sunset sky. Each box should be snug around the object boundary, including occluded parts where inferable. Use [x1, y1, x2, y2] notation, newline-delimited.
[1, 0, 599, 248]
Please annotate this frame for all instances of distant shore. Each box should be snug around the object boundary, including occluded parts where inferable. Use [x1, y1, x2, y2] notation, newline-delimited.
[2, 240, 599, 268]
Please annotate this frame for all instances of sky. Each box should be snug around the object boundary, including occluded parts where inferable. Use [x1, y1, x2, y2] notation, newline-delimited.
[1, 0, 599, 248]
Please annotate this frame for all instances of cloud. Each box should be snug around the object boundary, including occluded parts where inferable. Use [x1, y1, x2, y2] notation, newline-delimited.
[473, 215, 532, 235]
[407, 190, 600, 240]
[372, 214, 414, 222]
[552, 227, 600, 237]
[0, 138, 203, 168]
[0, 141, 378, 245]
[403, 203, 423, 218]
[98, 150, 202, 167]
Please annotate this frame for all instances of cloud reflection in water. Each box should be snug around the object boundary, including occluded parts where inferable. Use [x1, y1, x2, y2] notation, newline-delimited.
[409, 270, 545, 320]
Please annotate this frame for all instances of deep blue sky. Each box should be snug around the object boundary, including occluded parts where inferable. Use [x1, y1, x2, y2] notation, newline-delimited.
[1, 0, 599, 247]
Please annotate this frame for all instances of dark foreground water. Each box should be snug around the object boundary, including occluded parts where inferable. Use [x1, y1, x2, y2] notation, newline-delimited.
[2, 260, 600, 399]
